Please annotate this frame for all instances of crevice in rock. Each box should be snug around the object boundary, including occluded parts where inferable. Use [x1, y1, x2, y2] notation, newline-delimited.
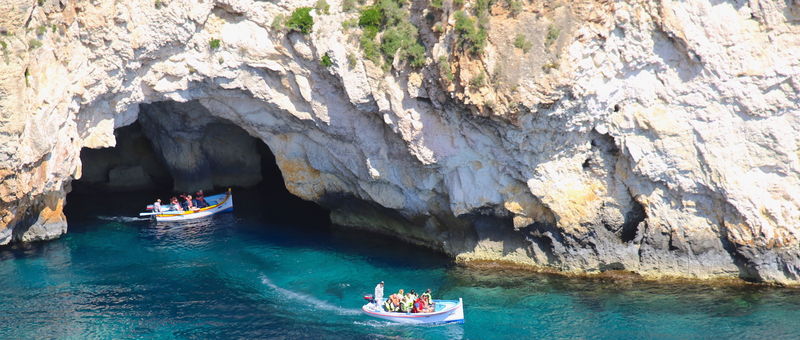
[524, 221, 566, 266]
[520, 222, 559, 265]
[718, 223, 762, 283]
[620, 199, 645, 243]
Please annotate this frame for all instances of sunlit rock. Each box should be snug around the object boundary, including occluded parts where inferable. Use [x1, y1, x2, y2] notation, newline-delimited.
[0, 0, 799, 284]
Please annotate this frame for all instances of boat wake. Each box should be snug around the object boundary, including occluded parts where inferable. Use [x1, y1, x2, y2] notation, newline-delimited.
[352, 320, 397, 328]
[97, 216, 150, 222]
[260, 275, 361, 316]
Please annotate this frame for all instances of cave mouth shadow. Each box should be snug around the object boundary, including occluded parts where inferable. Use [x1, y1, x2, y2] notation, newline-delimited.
[63, 100, 451, 270]
[66, 100, 330, 227]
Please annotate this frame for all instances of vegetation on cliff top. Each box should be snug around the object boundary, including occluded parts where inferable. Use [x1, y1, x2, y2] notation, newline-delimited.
[286, 7, 314, 34]
[357, 0, 426, 70]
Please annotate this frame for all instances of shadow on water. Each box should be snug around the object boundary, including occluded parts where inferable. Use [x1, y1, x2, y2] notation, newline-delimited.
[63, 185, 451, 270]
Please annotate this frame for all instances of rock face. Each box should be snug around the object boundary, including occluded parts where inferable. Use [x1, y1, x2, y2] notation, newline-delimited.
[0, 0, 799, 284]
[138, 100, 264, 192]
[77, 123, 172, 191]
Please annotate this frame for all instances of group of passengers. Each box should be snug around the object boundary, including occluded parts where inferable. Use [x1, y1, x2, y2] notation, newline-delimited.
[374, 281, 434, 313]
[152, 190, 209, 213]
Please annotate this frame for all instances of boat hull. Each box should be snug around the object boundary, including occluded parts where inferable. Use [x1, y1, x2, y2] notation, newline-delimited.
[361, 298, 464, 324]
[151, 191, 233, 222]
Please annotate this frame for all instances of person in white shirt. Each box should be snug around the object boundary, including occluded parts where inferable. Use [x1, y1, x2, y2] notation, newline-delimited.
[153, 199, 162, 213]
[374, 281, 384, 309]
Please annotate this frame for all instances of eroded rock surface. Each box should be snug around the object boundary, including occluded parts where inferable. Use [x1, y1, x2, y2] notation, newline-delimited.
[0, 0, 799, 284]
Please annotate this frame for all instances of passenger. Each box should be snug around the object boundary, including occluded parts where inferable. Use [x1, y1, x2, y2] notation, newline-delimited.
[422, 289, 434, 312]
[170, 197, 183, 211]
[185, 195, 196, 211]
[152, 199, 162, 213]
[179, 195, 189, 211]
[401, 293, 414, 313]
[386, 293, 401, 312]
[421, 289, 432, 303]
[394, 293, 402, 311]
[413, 296, 427, 313]
[383, 298, 393, 312]
[195, 190, 209, 208]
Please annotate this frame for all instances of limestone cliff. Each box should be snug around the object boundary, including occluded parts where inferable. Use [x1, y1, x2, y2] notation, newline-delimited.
[1, 0, 799, 284]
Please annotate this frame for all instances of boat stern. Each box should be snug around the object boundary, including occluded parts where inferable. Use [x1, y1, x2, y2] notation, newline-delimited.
[441, 298, 464, 324]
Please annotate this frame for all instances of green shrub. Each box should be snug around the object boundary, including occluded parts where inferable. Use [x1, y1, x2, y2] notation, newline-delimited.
[406, 43, 425, 68]
[342, 18, 359, 30]
[37, 0, 44, 6]
[357, 1, 427, 69]
[453, 0, 464, 7]
[286, 7, 314, 34]
[438, 56, 454, 82]
[271, 14, 285, 31]
[430, 0, 443, 9]
[380, 23, 422, 65]
[320, 53, 333, 67]
[545, 24, 560, 47]
[513, 33, 531, 52]
[379, 27, 403, 59]
[36, 25, 47, 36]
[155, 0, 164, 9]
[454, 11, 486, 55]
[315, 0, 330, 15]
[51, 24, 57, 33]
[475, 0, 493, 17]
[28, 39, 42, 50]
[470, 72, 485, 88]
[360, 28, 381, 63]
[379, 0, 405, 26]
[209, 38, 221, 49]
[362, 25, 379, 40]
[358, 6, 382, 29]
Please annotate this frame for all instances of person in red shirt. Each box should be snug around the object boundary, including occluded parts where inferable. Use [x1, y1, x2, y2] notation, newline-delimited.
[412, 296, 427, 313]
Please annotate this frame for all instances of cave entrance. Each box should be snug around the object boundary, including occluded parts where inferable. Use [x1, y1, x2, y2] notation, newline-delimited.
[66, 100, 328, 225]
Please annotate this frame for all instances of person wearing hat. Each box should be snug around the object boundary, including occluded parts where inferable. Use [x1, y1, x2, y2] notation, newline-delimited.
[374, 281, 384, 309]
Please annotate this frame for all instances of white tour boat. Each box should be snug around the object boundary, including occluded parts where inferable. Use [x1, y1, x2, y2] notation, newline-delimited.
[361, 298, 464, 324]
[140, 189, 234, 222]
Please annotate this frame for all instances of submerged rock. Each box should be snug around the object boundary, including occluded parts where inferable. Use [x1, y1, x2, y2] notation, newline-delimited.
[0, 0, 798, 284]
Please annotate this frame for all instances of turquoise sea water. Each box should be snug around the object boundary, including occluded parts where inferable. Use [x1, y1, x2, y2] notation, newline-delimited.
[1, 191, 800, 339]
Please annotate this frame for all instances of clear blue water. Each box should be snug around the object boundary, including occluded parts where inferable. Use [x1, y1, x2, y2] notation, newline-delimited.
[1, 191, 800, 339]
